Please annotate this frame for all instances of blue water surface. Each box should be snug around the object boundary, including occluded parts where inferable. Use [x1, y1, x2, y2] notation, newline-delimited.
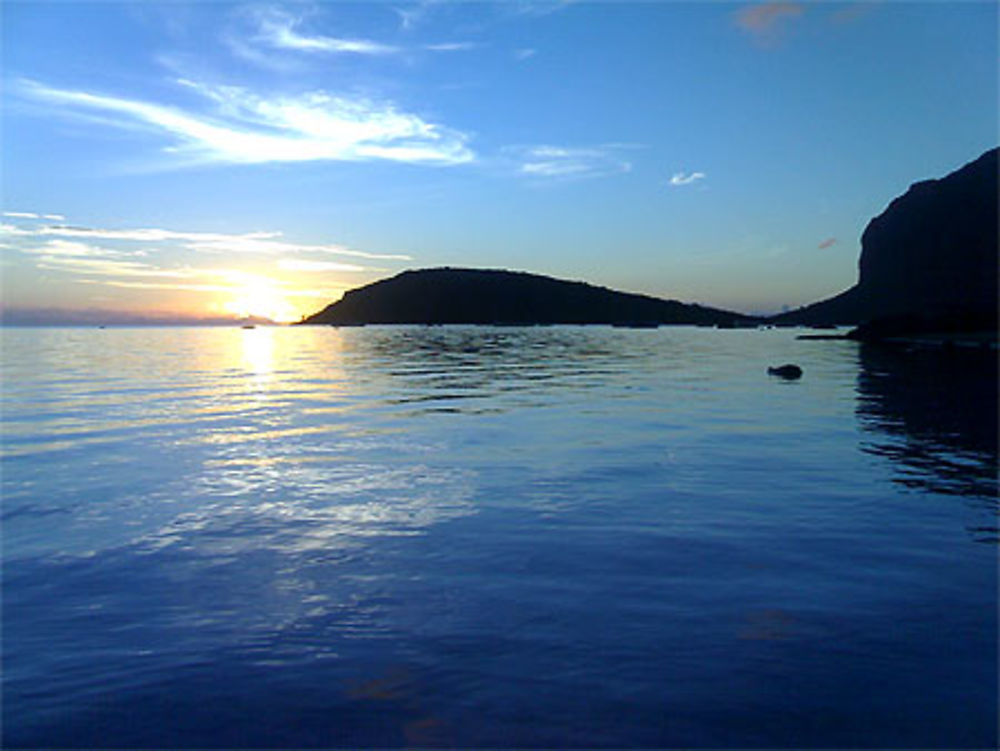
[2, 326, 996, 748]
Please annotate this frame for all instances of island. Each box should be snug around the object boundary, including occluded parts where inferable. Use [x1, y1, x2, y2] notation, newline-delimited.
[299, 267, 755, 327]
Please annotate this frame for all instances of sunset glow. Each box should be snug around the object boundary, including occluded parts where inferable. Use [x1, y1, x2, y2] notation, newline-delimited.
[220, 272, 296, 323]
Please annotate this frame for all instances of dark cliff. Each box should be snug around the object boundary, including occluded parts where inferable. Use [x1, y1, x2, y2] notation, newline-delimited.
[776, 148, 998, 327]
[300, 268, 752, 327]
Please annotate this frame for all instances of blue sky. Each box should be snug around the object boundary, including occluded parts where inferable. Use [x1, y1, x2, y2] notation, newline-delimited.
[1, 1, 996, 321]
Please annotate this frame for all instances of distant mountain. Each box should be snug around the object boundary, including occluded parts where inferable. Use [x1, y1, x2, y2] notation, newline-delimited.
[775, 148, 998, 328]
[0, 308, 277, 327]
[300, 268, 753, 327]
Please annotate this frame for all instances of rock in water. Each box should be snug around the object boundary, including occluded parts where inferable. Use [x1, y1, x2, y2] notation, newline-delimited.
[768, 364, 803, 379]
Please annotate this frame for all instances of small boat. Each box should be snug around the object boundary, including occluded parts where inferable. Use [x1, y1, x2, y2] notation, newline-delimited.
[241, 324, 256, 329]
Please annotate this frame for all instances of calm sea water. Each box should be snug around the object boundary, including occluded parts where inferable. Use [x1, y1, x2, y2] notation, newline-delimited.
[2, 326, 996, 748]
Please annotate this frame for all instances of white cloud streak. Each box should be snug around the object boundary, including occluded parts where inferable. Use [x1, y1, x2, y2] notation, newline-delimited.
[20, 240, 361, 301]
[513, 145, 633, 180]
[254, 9, 400, 56]
[3, 219, 386, 322]
[669, 171, 706, 186]
[2, 211, 65, 221]
[19, 239, 144, 259]
[2, 220, 413, 261]
[277, 258, 366, 273]
[24, 239, 208, 279]
[424, 42, 479, 52]
[0, 223, 34, 236]
[76, 279, 234, 294]
[232, 7, 474, 64]
[20, 78, 475, 168]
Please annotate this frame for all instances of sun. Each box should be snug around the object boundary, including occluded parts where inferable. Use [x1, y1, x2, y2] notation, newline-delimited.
[222, 273, 296, 323]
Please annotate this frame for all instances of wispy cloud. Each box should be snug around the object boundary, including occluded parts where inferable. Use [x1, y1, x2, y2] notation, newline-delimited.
[669, 171, 706, 186]
[36, 257, 200, 279]
[2, 220, 413, 261]
[735, 2, 804, 45]
[11, 237, 358, 313]
[34, 225, 281, 245]
[76, 279, 234, 294]
[3, 211, 65, 220]
[2, 215, 387, 322]
[181, 234, 412, 261]
[395, 0, 446, 32]
[513, 48, 537, 62]
[23, 239, 207, 279]
[508, 0, 577, 18]
[19, 78, 475, 168]
[252, 8, 400, 56]
[277, 258, 366, 273]
[19, 238, 145, 260]
[0, 223, 35, 236]
[424, 42, 478, 52]
[511, 145, 633, 180]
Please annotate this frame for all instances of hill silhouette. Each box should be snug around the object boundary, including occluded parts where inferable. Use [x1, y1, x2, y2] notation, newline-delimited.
[776, 148, 998, 329]
[300, 268, 752, 327]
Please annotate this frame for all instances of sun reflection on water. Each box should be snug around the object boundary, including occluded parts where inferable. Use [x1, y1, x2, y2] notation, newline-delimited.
[240, 326, 276, 377]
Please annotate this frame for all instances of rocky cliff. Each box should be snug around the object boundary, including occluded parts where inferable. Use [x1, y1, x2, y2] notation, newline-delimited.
[776, 148, 998, 327]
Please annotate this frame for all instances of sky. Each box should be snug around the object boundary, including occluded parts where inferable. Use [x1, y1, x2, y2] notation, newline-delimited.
[1, 1, 997, 322]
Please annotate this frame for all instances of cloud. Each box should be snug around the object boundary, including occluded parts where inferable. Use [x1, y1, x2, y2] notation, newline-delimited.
[19, 78, 475, 168]
[277, 258, 367, 273]
[24, 240, 207, 279]
[16, 239, 347, 301]
[3, 219, 413, 261]
[424, 42, 478, 52]
[30, 224, 282, 245]
[75, 279, 234, 293]
[512, 145, 633, 180]
[36, 258, 197, 279]
[508, 0, 577, 18]
[251, 7, 399, 56]
[3, 217, 394, 322]
[395, 0, 446, 31]
[0, 223, 35, 236]
[817, 237, 837, 249]
[669, 171, 706, 186]
[2, 211, 65, 221]
[735, 2, 804, 44]
[19, 238, 144, 259]
[181, 235, 411, 260]
[513, 48, 537, 61]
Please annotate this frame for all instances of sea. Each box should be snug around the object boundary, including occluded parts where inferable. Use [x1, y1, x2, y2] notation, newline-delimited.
[2, 325, 997, 748]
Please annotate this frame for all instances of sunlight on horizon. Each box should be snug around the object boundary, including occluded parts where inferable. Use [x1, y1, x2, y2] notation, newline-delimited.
[221, 272, 298, 323]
